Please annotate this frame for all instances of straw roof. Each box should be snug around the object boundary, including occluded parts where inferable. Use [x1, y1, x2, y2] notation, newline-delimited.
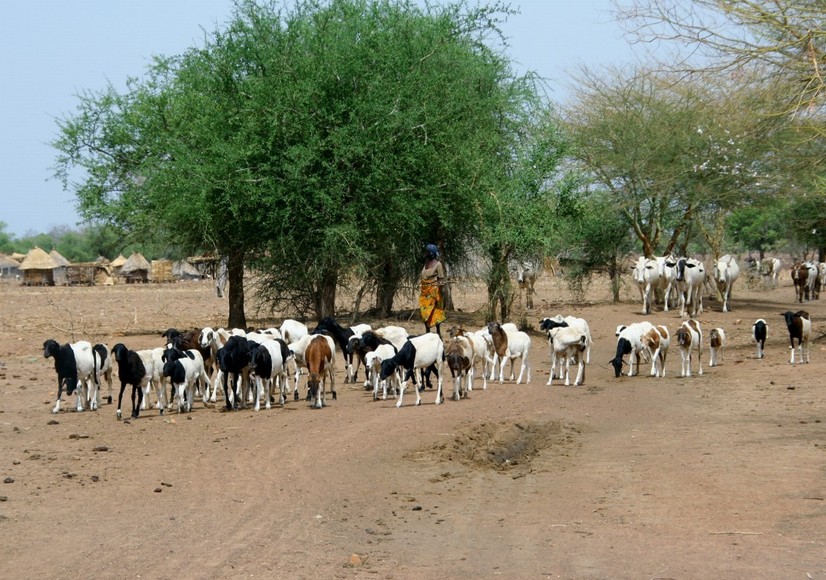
[173, 260, 202, 279]
[10, 252, 26, 261]
[49, 249, 70, 267]
[19, 247, 58, 270]
[110, 254, 127, 268]
[0, 254, 21, 268]
[120, 252, 151, 273]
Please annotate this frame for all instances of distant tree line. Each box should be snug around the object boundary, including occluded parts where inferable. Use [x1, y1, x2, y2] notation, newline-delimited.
[0, 221, 167, 263]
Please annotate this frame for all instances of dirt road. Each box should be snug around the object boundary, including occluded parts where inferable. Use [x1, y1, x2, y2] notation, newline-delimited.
[1, 277, 824, 579]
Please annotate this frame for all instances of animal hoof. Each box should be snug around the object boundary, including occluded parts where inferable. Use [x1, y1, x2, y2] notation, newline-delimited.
[332, 392, 337, 400]
[107, 396, 113, 404]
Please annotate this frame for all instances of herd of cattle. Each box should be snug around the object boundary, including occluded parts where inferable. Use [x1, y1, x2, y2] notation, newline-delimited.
[630, 254, 824, 316]
[41, 253, 820, 419]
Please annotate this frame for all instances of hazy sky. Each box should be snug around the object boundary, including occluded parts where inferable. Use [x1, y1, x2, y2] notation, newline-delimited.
[0, 0, 638, 237]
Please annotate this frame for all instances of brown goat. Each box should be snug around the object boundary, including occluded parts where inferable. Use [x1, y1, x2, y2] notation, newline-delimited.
[791, 262, 810, 303]
[305, 335, 335, 409]
[444, 336, 473, 401]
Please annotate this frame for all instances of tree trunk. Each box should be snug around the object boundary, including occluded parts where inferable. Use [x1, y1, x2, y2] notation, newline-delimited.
[609, 255, 622, 302]
[227, 250, 247, 329]
[374, 259, 400, 318]
[314, 267, 338, 319]
[486, 245, 512, 321]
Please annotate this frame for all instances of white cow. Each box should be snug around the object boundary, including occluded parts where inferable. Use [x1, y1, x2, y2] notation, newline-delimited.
[714, 254, 740, 313]
[630, 256, 661, 315]
[761, 257, 783, 289]
[655, 255, 678, 311]
[673, 257, 705, 318]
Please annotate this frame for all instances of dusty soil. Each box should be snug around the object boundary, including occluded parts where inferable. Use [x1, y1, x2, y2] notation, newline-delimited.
[1, 274, 824, 579]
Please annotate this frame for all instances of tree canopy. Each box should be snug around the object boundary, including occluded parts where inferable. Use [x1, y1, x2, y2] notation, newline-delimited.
[52, 0, 566, 325]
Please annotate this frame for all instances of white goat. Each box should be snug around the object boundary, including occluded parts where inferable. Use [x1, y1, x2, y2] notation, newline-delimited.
[547, 326, 587, 386]
[365, 344, 402, 400]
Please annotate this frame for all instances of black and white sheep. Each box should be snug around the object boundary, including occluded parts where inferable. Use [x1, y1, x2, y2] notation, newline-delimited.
[43, 339, 99, 414]
[379, 334, 444, 407]
[216, 335, 252, 410]
[752, 319, 768, 359]
[781, 310, 811, 364]
[162, 347, 211, 414]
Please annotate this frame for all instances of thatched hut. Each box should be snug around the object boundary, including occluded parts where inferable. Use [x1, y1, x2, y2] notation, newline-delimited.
[49, 249, 70, 285]
[110, 254, 127, 278]
[120, 252, 151, 283]
[0, 254, 21, 280]
[173, 259, 203, 281]
[19, 246, 58, 286]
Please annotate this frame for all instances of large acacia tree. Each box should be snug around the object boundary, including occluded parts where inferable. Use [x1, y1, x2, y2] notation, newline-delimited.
[53, 0, 557, 325]
[564, 67, 780, 258]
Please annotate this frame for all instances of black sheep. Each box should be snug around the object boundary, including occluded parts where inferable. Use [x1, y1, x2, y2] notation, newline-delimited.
[111, 343, 148, 420]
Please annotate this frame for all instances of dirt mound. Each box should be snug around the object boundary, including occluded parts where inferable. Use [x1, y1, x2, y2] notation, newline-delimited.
[423, 420, 582, 474]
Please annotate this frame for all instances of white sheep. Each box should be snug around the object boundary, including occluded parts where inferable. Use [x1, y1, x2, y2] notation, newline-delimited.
[546, 326, 587, 386]
[364, 344, 401, 400]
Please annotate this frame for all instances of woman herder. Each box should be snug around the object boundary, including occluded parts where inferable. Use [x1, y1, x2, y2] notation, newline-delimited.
[419, 243, 446, 337]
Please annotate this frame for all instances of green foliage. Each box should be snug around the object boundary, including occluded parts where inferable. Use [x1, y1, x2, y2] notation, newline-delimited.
[565, 68, 784, 258]
[52, 0, 559, 322]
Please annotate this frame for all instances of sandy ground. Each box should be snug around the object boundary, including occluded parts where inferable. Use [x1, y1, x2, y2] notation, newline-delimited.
[0, 273, 824, 579]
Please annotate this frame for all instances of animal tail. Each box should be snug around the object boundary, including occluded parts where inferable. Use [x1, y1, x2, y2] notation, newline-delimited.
[92, 348, 99, 390]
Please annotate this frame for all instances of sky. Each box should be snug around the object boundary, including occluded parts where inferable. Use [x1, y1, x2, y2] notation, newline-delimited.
[0, 0, 639, 238]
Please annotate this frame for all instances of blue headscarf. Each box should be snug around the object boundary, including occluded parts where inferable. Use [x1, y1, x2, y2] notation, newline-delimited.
[425, 244, 440, 259]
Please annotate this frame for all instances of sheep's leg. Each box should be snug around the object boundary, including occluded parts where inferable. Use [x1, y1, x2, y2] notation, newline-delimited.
[574, 357, 585, 386]
[396, 380, 407, 408]
[75, 382, 86, 412]
[254, 377, 262, 411]
[186, 381, 196, 413]
[116, 381, 127, 420]
[434, 364, 443, 404]
[697, 346, 703, 376]
[518, 354, 529, 384]
[141, 380, 151, 410]
[132, 384, 142, 419]
[53, 378, 63, 414]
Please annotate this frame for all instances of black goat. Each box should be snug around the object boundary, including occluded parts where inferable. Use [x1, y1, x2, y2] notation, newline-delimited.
[111, 343, 147, 420]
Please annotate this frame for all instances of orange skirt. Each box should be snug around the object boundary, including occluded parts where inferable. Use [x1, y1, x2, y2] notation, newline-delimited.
[419, 283, 446, 327]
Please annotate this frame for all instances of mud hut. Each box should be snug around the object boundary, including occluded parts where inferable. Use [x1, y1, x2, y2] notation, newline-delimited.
[0, 254, 21, 280]
[19, 246, 58, 286]
[120, 252, 151, 283]
[49, 249, 70, 285]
